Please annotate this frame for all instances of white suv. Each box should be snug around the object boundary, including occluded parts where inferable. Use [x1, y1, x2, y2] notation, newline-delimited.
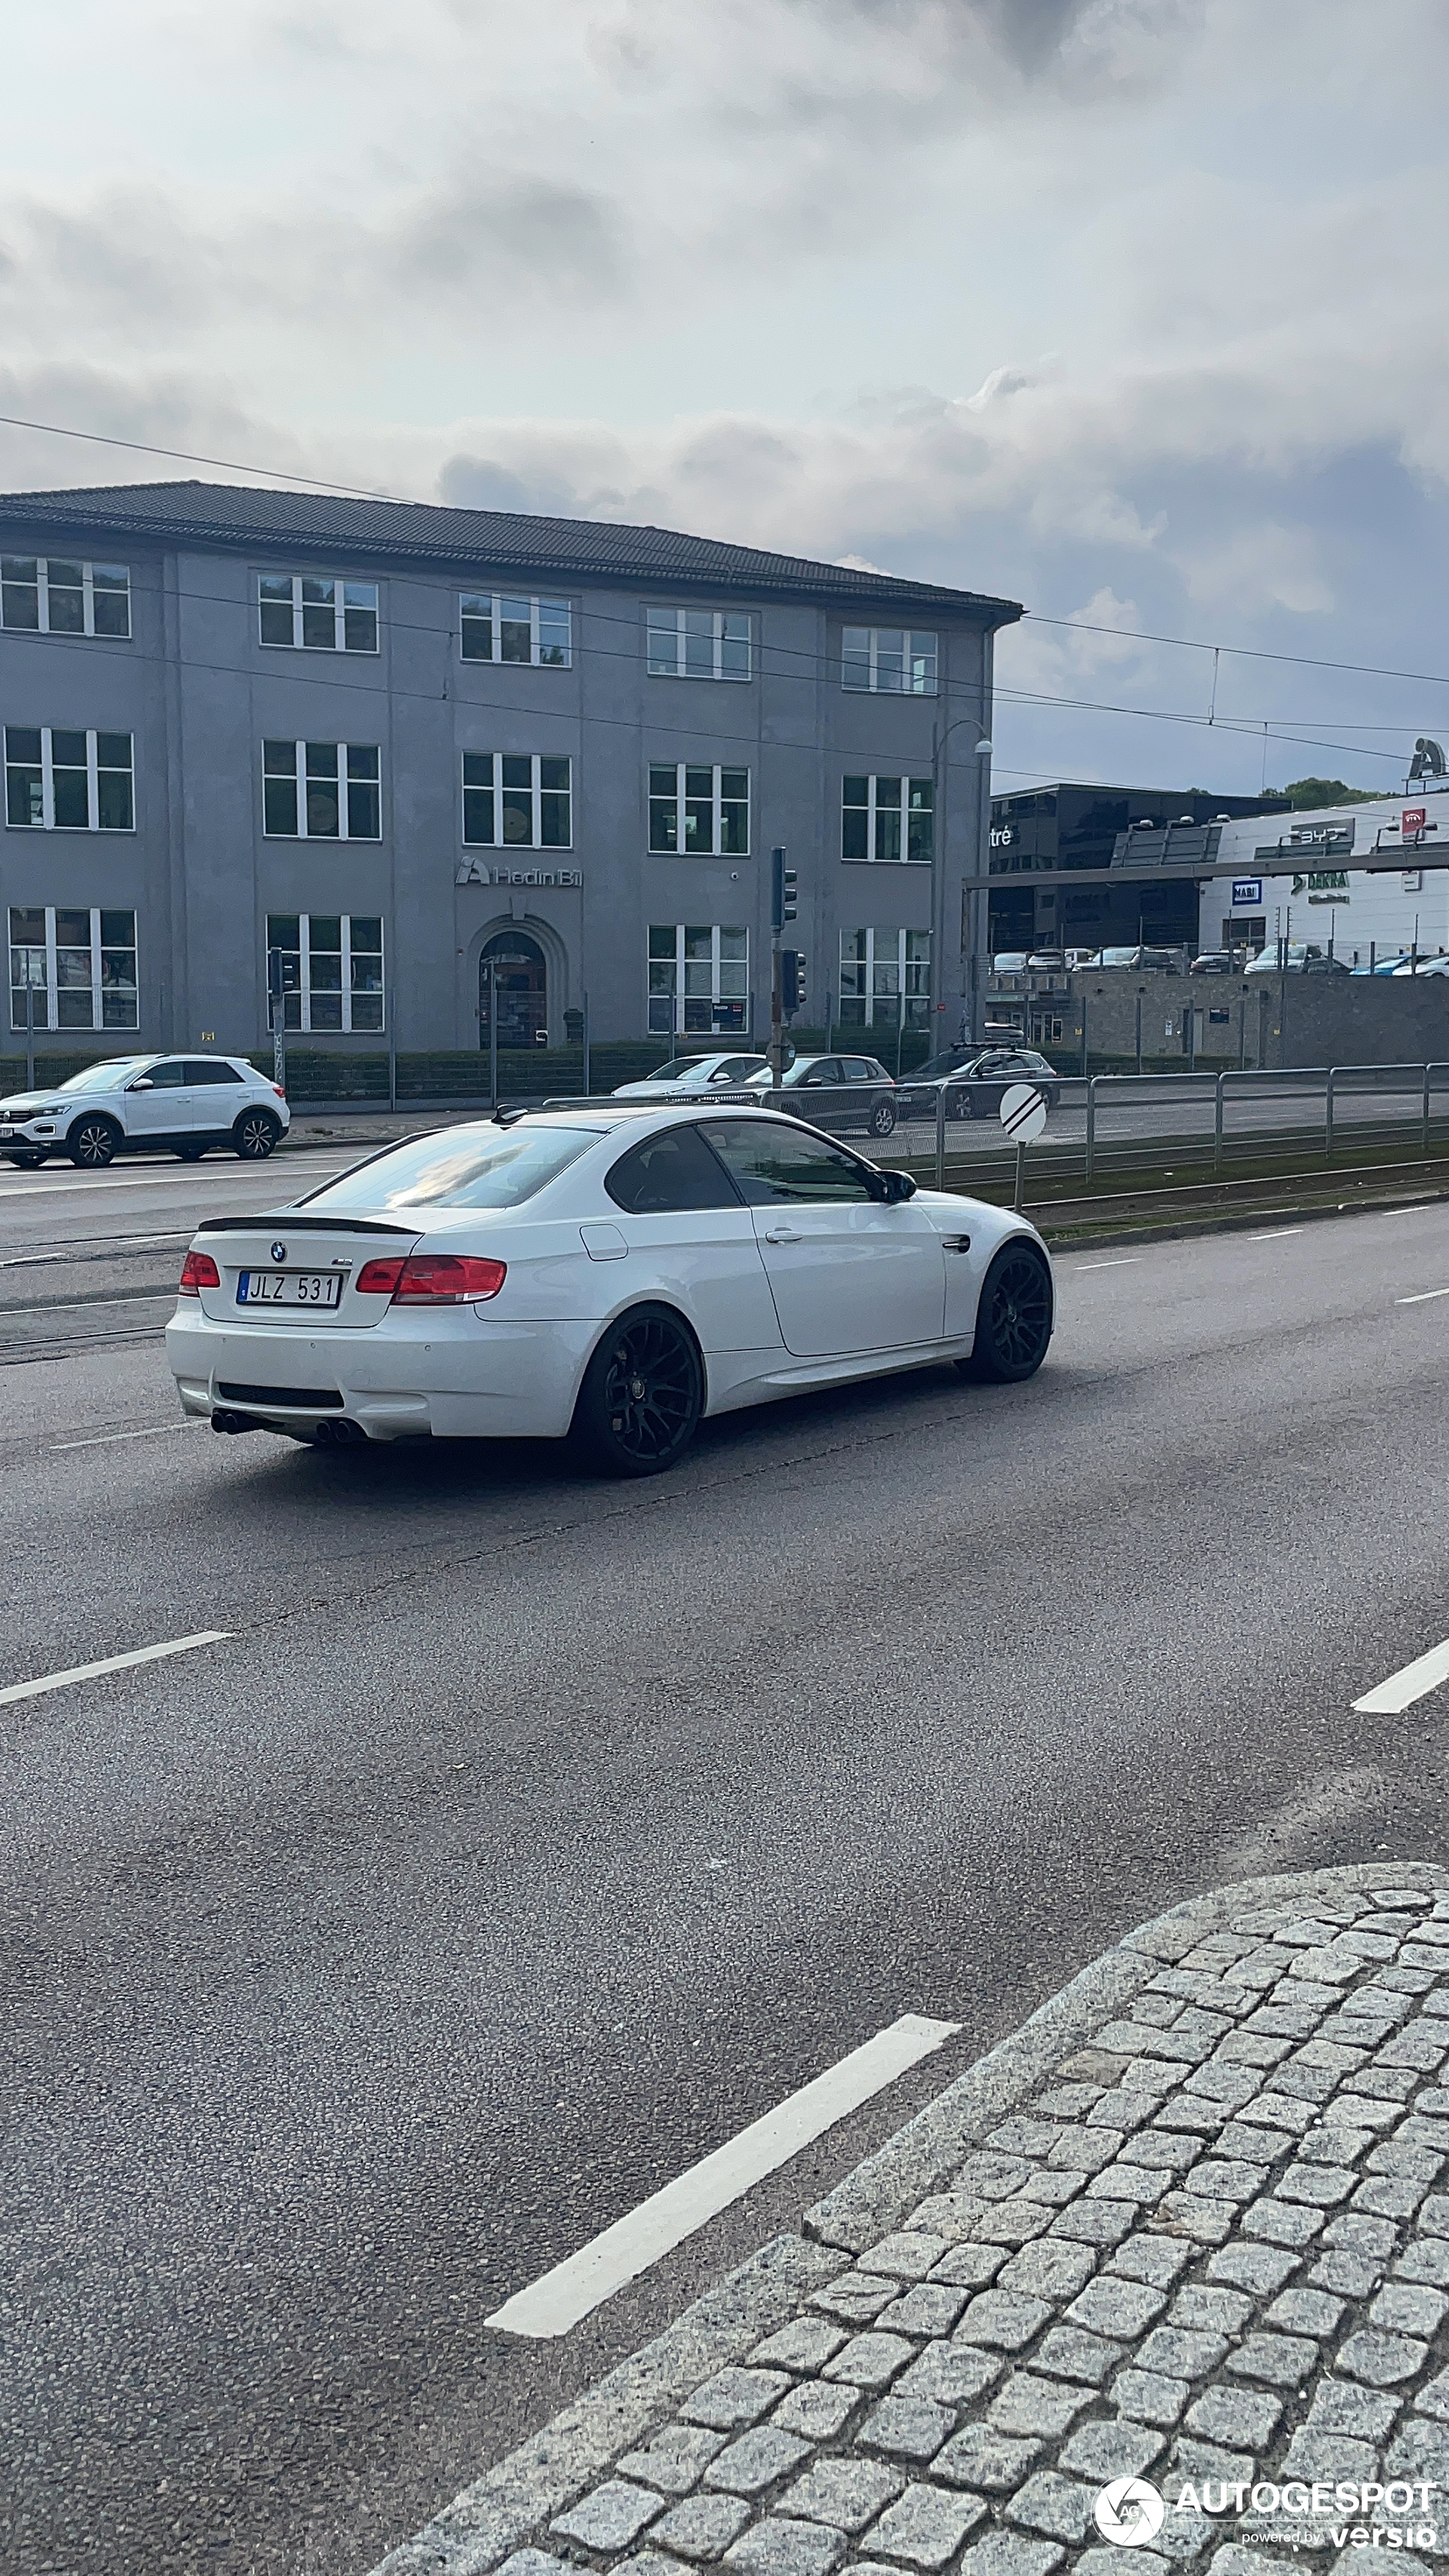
[0, 1055, 292, 1170]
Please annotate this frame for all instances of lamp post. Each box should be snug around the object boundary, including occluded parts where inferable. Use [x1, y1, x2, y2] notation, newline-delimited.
[931, 709, 994, 1051]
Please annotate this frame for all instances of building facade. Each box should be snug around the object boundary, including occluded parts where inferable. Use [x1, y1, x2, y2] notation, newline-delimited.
[0, 483, 1021, 1063]
[987, 781, 1290, 957]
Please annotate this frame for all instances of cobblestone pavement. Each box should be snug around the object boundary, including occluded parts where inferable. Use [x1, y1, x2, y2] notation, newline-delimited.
[374, 1870, 1449, 2576]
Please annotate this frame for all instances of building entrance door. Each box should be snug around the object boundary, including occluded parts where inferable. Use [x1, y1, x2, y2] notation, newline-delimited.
[480, 933, 547, 1048]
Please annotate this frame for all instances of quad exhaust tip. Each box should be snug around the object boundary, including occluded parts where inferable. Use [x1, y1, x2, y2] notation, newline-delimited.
[311, 1416, 367, 1446]
[211, 1407, 366, 1444]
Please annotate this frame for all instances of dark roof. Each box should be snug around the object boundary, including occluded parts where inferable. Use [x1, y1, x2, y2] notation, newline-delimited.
[0, 479, 1022, 623]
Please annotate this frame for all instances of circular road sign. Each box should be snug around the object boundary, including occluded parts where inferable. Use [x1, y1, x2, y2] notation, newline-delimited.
[999, 1081, 1047, 1144]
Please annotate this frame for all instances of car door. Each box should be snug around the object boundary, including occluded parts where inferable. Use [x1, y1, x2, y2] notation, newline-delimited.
[183, 1058, 246, 1131]
[787, 1058, 845, 1130]
[123, 1057, 192, 1137]
[700, 1117, 944, 1357]
[601, 1121, 782, 1358]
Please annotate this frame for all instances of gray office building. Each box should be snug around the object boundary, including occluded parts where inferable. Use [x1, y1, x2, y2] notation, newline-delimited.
[0, 481, 1020, 1066]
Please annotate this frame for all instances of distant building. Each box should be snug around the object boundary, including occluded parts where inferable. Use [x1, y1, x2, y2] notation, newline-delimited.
[1207, 791, 1449, 961]
[988, 781, 1289, 956]
[0, 480, 1021, 1062]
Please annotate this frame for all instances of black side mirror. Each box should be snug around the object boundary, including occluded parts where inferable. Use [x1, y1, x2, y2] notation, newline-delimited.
[873, 1169, 917, 1203]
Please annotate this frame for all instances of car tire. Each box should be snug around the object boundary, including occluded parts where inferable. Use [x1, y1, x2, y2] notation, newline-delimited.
[572, 1302, 704, 1477]
[233, 1109, 282, 1160]
[958, 1240, 1054, 1384]
[175, 1143, 207, 1161]
[6, 1151, 46, 1169]
[867, 1095, 896, 1137]
[67, 1115, 122, 1169]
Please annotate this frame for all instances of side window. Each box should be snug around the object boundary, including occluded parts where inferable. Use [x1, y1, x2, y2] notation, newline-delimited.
[184, 1059, 245, 1084]
[701, 1120, 876, 1206]
[606, 1125, 744, 1214]
[143, 1060, 187, 1088]
[842, 1057, 875, 1081]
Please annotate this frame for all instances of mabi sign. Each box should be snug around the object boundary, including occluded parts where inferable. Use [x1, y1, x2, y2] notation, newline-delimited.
[1231, 878, 1263, 908]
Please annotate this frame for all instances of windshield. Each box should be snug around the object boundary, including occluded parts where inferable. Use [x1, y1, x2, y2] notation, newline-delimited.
[299, 1122, 604, 1213]
[1098, 948, 1138, 965]
[56, 1057, 152, 1093]
[912, 1050, 976, 1081]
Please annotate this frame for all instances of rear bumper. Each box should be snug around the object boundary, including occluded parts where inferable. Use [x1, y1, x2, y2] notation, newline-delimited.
[165, 1310, 594, 1440]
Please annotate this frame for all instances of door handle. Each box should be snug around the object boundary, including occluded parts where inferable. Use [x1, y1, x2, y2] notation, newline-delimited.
[763, 1224, 802, 1244]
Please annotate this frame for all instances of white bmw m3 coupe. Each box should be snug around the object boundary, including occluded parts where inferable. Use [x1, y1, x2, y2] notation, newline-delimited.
[166, 1104, 1054, 1476]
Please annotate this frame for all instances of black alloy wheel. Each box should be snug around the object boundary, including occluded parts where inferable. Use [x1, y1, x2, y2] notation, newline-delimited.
[233, 1109, 281, 1160]
[175, 1143, 207, 1161]
[6, 1151, 46, 1169]
[67, 1116, 120, 1169]
[951, 1087, 976, 1120]
[960, 1240, 1054, 1383]
[574, 1303, 703, 1476]
[868, 1095, 897, 1137]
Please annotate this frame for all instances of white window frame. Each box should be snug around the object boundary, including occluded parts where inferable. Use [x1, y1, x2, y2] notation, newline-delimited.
[458, 592, 572, 667]
[646, 605, 752, 682]
[265, 913, 386, 1034]
[839, 927, 931, 1028]
[840, 626, 938, 695]
[647, 763, 751, 857]
[257, 573, 379, 653]
[4, 726, 135, 832]
[647, 924, 750, 1036]
[460, 752, 573, 849]
[0, 555, 131, 638]
[841, 773, 933, 865]
[261, 740, 382, 840]
[9, 904, 139, 1032]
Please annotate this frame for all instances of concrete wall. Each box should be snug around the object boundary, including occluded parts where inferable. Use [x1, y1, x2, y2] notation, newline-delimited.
[991, 967, 1449, 1069]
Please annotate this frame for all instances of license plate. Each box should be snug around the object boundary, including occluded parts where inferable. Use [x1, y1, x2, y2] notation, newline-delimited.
[237, 1270, 343, 1308]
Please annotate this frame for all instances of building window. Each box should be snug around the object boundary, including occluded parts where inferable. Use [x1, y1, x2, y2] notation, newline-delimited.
[648, 763, 750, 856]
[842, 774, 933, 864]
[257, 574, 378, 653]
[459, 592, 571, 666]
[461, 753, 571, 848]
[9, 905, 138, 1031]
[4, 727, 134, 831]
[647, 925, 749, 1035]
[262, 740, 381, 839]
[265, 914, 384, 1033]
[841, 627, 937, 695]
[646, 606, 751, 682]
[839, 928, 930, 1029]
[1, 557, 131, 639]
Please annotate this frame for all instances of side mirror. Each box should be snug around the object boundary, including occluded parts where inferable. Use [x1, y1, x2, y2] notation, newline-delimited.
[873, 1169, 917, 1203]
[128, 1076, 153, 1090]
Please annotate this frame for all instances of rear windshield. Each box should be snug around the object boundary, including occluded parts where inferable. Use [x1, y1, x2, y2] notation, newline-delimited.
[299, 1123, 604, 1213]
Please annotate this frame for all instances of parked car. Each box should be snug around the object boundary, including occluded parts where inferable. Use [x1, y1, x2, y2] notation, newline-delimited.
[612, 1050, 771, 1097]
[1244, 944, 1350, 975]
[747, 1052, 898, 1138]
[1189, 951, 1236, 974]
[1391, 954, 1449, 976]
[1025, 950, 1066, 970]
[992, 951, 1030, 973]
[0, 1053, 290, 1170]
[897, 1045, 1062, 1122]
[1086, 945, 1181, 973]
[167, 1105, 1056, 1475]
[1351, 955, 1415, 977]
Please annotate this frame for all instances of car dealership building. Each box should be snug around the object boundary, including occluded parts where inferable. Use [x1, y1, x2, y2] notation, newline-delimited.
[0, 481, 1021, 1065]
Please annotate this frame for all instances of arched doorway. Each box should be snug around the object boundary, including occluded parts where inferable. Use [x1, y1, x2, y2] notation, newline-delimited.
[479, 931, 548, 1050]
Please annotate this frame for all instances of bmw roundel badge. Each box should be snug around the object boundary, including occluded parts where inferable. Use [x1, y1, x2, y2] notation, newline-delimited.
[270, 1242, 287, 1263]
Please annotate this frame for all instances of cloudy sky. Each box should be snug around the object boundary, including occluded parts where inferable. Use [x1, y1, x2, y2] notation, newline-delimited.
[3, 0, 1447, 797]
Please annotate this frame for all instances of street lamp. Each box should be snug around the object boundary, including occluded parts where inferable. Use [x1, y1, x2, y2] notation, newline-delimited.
[930, 712, 994, 1049]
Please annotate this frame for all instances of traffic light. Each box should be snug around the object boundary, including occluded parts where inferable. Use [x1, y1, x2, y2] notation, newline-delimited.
[771, 846, 797, 931]
[781, 950, 806, 1014]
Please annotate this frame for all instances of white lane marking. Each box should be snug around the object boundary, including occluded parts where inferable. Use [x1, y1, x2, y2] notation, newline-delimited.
[0, 1156, 353, 1200]
[50, 1424, 195, 1452]
[487, 2011, 961, 2340]
[0, 1629, 230, 1710]
[1250, 1228, 1304, 1241]
[1353, 1636, 1449, 1715]
[1072, 1257, 1142, 1273]
[1396, 1287, 1449, 1305]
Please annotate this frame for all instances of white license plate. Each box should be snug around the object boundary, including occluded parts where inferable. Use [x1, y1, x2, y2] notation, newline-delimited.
[237, 1270, 344, 1308]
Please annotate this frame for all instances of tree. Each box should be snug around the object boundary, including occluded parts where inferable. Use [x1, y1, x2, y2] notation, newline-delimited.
[1278, 776, 1379, 809]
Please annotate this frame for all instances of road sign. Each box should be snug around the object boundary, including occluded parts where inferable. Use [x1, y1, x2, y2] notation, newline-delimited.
[1231, 878, 1263, 907]
[999, 1082, 1047, 1144]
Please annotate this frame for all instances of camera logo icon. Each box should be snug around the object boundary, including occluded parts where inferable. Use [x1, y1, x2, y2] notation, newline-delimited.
[1094, 2478, 1167, 2546]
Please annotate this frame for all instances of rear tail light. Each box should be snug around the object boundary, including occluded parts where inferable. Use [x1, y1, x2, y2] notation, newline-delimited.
[179, 1249, 221, 1295]
[356, 1253, 506, 1304]
[272, 1084, 286, 1100]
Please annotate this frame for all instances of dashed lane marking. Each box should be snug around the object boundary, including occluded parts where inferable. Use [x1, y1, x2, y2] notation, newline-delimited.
[486, 2011, 962, 2340]
[1250, 1228, 1304, 1241]
[1353, 1636, 1449, 1715]
[1396, 1287, 1449, 1305]
[50, 1424, 196, 1452]
[0, 1629, 231, 1711]
[1071, 1257, 1143, 1273]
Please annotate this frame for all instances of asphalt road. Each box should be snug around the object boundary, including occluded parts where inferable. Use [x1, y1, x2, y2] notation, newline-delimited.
[6, 1170, 1449, 2576]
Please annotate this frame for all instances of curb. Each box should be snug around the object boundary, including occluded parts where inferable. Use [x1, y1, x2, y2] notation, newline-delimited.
[365, 1857, 1449, 2576]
